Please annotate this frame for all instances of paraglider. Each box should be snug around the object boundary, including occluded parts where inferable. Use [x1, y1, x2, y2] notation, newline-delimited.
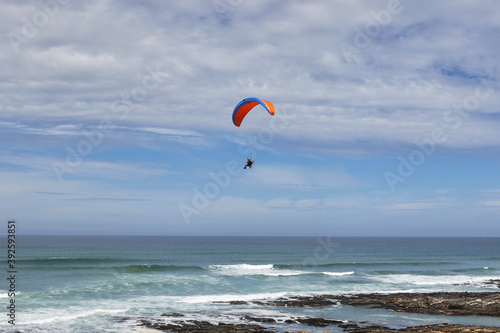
[232, 97, 275, 127]
[232, 97, 275, 169]
[243, 157, 254, 169]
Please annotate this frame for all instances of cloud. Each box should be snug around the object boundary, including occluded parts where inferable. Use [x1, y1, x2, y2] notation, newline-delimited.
[294, 199, 319, 208]
[2, 0, 500, 154]
[138, 127, 202, 137]
[380, 202, 450, 211]
[241, 164, 361, 190]
[264, 198, 318, 209]
[265, 198, 292, 208]
[479, 201, 500, 207]
[0, 152, 172, 180]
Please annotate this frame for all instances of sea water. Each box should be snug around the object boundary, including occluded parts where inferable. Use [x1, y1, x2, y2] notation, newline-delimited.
[2, 236, 500, 332]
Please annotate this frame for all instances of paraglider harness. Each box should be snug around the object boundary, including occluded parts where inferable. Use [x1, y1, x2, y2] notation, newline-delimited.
[244, 157, 255, 169]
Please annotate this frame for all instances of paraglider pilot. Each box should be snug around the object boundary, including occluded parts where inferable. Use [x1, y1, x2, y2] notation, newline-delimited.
[244, 158, 254, 169]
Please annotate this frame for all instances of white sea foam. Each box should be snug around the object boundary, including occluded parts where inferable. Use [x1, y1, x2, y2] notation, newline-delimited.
[0, 290, 20, 298]
[25, 308, 125, 325]
[207, 263, 304, 276]
[323, 271, 355, 276]
[372, 274, 499, 287]
[48, 257, 69, 259]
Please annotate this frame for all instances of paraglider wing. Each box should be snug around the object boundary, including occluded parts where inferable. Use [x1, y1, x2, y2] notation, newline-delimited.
[232, 97, 275, 127]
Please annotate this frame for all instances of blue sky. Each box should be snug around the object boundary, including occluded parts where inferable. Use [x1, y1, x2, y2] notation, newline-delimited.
[1, 0, 500, 236]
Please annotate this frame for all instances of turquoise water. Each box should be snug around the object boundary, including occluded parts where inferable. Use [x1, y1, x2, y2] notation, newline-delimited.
[2, 236, 500, 332]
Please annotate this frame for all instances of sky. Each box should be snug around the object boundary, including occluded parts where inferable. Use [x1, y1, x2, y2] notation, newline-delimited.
[1, 0, 500, 236]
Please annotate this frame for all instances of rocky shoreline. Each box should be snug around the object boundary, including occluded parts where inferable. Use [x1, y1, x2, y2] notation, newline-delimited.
[336, 292, 500, 317]
[136, 319, 500, 333]
[131, 291, 500, 333]
[245, 292, 500, 317]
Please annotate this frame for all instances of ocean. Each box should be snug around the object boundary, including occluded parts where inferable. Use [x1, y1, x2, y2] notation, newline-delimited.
[2, 236, 500, 332]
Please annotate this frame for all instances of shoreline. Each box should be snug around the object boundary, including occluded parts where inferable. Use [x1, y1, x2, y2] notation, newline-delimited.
[249, 291, 500, 317]
[132, 291, 500, 333]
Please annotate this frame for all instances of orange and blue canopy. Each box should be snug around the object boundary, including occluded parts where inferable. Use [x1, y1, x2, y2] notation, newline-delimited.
[232, 97, 275, 127]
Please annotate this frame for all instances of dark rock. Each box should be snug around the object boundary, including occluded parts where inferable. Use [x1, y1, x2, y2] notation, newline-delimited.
[138, 319, 272, 332]
[244, 314, 341, 327]
[212, 291, 500, 316]
[213, 300, 249, 305]
[294, 317, 343, 327]
[342, 324, 395, 332]
[161, 312, 185, 317]
[338, 323, 360, 329]
[398, 324, 500, 332]
[251, 295, 337, 307]
[135, 314, 500, 333]
[485, 279, 500, 288]
[340, 323, 500, 333]
[243, 315, 277, 323]
[115, 317, 131, 322]
[335, 292, 500, 317]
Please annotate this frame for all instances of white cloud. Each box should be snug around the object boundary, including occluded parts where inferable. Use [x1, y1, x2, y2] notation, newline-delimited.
[138, 127, 202, 137]
[479, 201, 500, 207]
[294, 199, 319, 208]
[242, 164, 361, 190]
[380, 202, 450, 211]
[0, 153, 172, 180]
[1, 1, 499, 152]
[265, 198, 292, 208]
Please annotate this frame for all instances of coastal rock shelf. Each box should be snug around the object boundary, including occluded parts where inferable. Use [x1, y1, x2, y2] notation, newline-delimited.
[137, 319, 270, 332]
[135, 313, 344, 331]
[338, 323, 500, 333]
[484, 279, 500, 288]
[335, 292, 500, 317]
[250, 295, 338, 308]
[220, 292, 500, 317]
[132, 292, 500, 333]
[135, 318, 500, 333]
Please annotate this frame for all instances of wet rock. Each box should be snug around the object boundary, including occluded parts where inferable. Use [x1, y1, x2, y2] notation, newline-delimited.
[243, 315, 277, 323]
[294, 317, 343, 327]
[215, 292, 500, 316]
[340, 323, 500, 333]
[336, 292, 500, 317]
[213, 300, 249, 305]
[115, 317, 131, 322]
[161, 312, 185, 317]
[341, 324, 395, 332]
[135, 315, 500, 333]
[251, 295, 337, 307]
[243, 315, 341, 327]
[400, 324, 500, 332]
[485, 279, 500, 288]
[138, 319, 272, 332]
